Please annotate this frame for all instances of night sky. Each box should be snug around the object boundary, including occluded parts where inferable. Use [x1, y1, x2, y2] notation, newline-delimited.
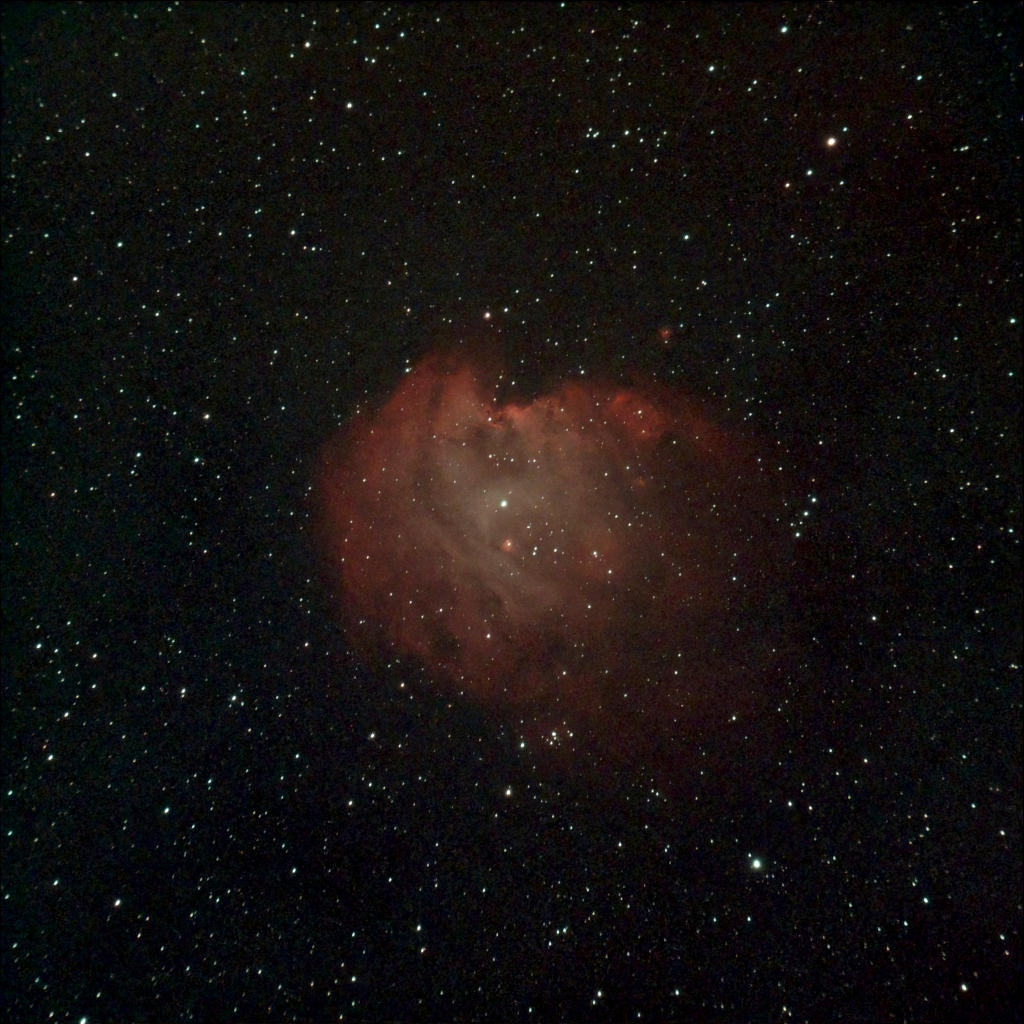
[3, 4, 1021, 1023]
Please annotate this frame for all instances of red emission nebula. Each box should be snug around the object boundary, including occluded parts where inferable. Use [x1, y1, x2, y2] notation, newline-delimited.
[314, 351, 793, 785]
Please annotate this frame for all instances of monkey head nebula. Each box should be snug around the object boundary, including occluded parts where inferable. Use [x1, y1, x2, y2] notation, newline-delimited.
[314, 350, 794, 788]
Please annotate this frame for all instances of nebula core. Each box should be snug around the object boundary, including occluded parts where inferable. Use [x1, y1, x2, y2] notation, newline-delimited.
[315, 351, 791, 781]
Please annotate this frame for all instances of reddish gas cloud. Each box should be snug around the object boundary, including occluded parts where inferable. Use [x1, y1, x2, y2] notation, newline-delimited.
[314, 350, 792, 786]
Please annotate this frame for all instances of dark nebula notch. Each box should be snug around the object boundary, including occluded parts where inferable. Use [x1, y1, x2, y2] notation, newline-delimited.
[314, 350, 794, 788]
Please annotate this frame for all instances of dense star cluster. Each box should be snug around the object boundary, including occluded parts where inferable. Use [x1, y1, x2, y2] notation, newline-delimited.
[3, 5, 1020, 1023]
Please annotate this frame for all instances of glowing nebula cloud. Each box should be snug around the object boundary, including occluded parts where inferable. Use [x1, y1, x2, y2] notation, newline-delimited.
[314, 349, 793, 785]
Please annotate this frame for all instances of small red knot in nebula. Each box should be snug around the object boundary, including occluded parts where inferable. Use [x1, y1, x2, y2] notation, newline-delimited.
[314, 351, 792, 785]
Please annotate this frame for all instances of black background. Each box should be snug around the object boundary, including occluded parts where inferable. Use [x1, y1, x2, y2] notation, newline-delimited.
[3, 4, 1020, 1022]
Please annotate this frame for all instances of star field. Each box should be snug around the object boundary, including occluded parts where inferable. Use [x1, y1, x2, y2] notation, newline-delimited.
[2, 5, 1020, 1022]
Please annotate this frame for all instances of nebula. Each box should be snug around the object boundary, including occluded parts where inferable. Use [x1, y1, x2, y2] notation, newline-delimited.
[314, 350, 793, 786]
